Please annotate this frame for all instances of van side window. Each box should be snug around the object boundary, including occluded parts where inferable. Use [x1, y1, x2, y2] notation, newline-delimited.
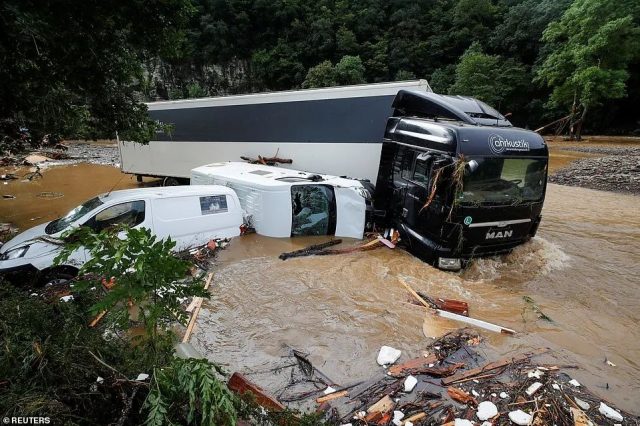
[87, 201, 145, 232]
[291, 185, 336, 236]
[200, 195, 228, 215]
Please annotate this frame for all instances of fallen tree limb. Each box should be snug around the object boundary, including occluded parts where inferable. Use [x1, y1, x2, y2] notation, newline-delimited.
[441, 348, 548, 385]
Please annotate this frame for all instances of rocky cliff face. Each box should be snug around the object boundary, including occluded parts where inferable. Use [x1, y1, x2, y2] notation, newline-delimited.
[140, 58, 253, 101]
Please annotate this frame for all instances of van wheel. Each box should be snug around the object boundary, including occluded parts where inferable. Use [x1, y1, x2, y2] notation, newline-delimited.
[40, 268, 77, 287]
[162, 177, 181, 186]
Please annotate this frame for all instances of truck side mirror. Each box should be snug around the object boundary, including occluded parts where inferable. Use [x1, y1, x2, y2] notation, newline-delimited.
[465, 160, 479, 175]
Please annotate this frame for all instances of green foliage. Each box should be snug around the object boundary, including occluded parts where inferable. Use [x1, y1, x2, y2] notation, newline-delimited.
[303, 61, 337, 88]
[334, 55, 366, 85]
[54, 226, 209, 346]
[0, 0, 194, 144]
[146, 358, 238, 426]
[449, 42, 529, 110]
[302, 55, 365, 88]
[536, 0, 640, 110]
[0, 284, 148, 423]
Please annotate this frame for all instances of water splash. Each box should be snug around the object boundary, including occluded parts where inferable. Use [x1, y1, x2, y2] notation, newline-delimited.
[462, 237, 570, 283]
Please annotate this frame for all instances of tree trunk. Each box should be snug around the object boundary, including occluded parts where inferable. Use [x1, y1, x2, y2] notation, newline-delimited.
[574, 105, 588, 141]
[568, 90, 578, 140]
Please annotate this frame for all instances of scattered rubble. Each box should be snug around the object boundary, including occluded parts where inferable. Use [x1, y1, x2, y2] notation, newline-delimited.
[0, 141, 119, 169]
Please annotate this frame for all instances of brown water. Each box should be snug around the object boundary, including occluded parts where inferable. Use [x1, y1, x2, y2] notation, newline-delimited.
[1, 143, 639, 413]
[0, 164, 140, 229]
[193, 185, 640, 413]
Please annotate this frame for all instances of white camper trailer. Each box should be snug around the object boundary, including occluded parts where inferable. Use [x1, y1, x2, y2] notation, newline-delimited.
[191, 162, 371, 239]
[120, 80, 432, 184]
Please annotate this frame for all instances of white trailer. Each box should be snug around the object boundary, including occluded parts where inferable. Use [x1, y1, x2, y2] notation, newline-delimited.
[119, 80, 432, 184]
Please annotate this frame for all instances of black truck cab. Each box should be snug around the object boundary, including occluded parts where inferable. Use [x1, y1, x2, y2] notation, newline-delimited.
[374, 90, 548, 270]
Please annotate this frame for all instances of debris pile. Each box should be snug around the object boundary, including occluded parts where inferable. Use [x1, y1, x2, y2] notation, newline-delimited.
[177, 238, 231, 269]
[322, 330, 638, 425]
[224, 329, 638, 425]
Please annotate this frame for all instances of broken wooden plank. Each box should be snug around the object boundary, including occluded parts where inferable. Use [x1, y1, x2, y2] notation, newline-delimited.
[403, 412, 427, 424]
[447, 387, 477, 405]
[387, 354, 439, 377]
[366, 394, 394, 415]
[185, 297, 202, 313]
[89, 310, 107, 328]
[442, 348, 548, 385]
[399, 277, 515, 335]
[182, 273, 214, 343]
[228, 372, 285, 412]
[315, 390, 348, 403]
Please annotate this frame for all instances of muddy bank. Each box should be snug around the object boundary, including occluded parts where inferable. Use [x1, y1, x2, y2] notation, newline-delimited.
[549, 152, 639, 195]
[36, 140, 119, 168]
[548, 143, 640, 195]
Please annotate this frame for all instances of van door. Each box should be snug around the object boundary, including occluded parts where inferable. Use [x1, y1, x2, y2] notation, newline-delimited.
[291, 185, 337, 236]
[83, 200, 147, 232]
[81, 200, 148, 261]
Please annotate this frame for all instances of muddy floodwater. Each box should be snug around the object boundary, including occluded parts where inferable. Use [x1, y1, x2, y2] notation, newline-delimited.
[1, 139, 639, 413]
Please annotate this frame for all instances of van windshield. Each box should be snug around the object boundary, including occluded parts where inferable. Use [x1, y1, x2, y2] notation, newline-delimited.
[458, 158, 547, 205]
[45, 196, 104, 234]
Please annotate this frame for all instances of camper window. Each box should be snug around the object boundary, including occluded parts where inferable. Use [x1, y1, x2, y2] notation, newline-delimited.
[291, 185, 336, 236]
[86, 201, 146, 232]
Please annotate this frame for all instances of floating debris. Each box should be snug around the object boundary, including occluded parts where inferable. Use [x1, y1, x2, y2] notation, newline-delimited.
[377, 346, 402, 366]
[508, 409, 532, 425]
[476, 401, 498, 421]
[599, 402, 624, 422]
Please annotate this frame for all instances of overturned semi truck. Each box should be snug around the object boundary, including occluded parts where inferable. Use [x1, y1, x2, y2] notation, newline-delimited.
[119, 82, 548, 270]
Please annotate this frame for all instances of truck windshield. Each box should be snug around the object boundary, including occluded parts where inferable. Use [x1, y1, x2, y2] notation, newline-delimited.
[45, 196, 104, 234]
[458, 158, 546, 205]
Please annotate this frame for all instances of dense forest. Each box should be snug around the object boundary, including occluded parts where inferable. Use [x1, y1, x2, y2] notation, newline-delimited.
[1, 0, 639, 144]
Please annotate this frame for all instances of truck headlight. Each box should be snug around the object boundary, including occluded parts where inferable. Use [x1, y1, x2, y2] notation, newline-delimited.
[0, 246, 29, 260]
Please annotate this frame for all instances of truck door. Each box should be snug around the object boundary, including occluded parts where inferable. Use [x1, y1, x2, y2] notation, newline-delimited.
[401, 153, 433, 232]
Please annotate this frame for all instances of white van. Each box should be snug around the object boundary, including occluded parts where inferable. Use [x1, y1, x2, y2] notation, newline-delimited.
[0, 185, 243, 285]
[190, 162, 372, 239]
